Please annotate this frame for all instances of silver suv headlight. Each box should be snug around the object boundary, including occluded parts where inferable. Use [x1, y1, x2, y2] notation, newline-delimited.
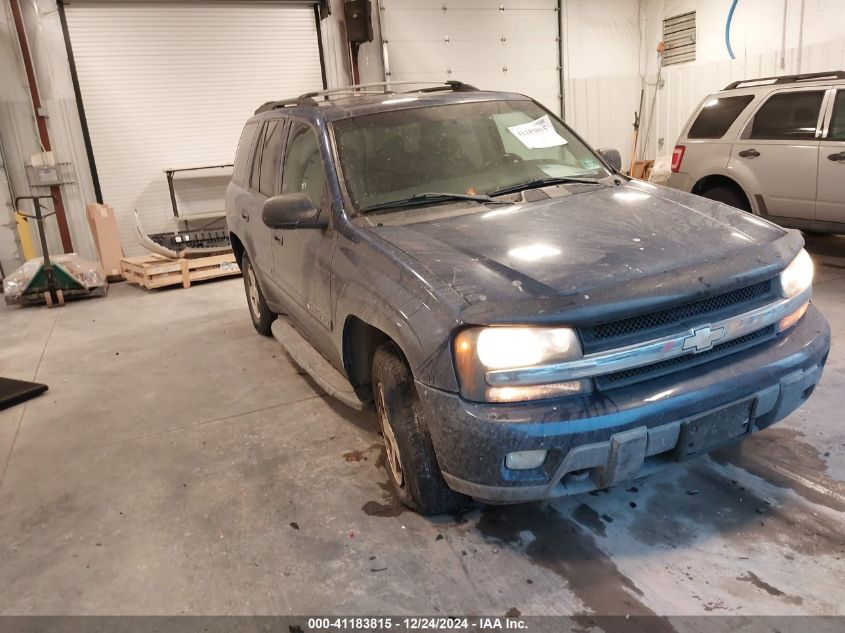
[453, 326, 588, 403]
[780, 248, 813, 299]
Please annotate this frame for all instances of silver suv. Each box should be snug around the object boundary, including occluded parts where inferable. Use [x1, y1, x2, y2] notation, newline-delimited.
[667, 70, 845, 234]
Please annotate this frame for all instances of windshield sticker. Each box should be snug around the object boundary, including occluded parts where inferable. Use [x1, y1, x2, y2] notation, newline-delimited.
[538, 164, 588, 178]
[579, 158, 600, 170]
[507, 115, 568, 149]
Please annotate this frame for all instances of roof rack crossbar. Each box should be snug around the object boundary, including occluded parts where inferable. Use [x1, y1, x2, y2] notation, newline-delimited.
[254, 97, 317, 114]
[412, 80, 479, 93]
[723, 70, 845, 90]
[254, 80, 479, 114]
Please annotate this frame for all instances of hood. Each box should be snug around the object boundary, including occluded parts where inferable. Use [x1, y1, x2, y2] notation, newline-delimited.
[368, 181, 803, 326]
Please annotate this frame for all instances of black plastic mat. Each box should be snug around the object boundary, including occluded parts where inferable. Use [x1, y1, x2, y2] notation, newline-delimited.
[0, 377, 48, 411]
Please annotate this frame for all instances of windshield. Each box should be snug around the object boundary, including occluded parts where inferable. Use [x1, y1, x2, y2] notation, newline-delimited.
[332, 99, 611, 212]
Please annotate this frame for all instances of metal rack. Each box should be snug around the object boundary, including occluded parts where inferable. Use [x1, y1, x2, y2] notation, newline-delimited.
[163, 163, 233, 224]
[723, 70, 845, 90]
[254, 80, 479, 114]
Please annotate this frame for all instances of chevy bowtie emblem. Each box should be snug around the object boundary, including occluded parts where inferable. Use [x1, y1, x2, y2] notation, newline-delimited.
[683, 325, 726, 353]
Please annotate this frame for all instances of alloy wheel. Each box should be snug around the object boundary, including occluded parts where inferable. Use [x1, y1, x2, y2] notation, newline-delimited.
[246, 263, 260, 318]
[376, 382, 404, 488]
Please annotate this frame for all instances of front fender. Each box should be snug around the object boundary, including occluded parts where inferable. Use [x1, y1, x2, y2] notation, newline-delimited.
[332, 221, 467, 391]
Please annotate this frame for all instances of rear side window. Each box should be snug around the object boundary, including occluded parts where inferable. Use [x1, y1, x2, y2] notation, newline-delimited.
[259, 121, 285, 196]
[248, 120, 285, 195]
[232, 122, 258, 186]
[750, 91, 825, 140]
[829, 91, 845, 141]
[249, 125, 265, 190]
[688, 95, 753, 139]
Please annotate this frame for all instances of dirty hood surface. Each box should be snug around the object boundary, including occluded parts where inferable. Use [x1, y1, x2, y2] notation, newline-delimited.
[369, 182, 802, 325]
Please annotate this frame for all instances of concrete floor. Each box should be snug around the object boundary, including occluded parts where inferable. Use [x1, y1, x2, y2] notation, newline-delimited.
[1, 235, 843, 617]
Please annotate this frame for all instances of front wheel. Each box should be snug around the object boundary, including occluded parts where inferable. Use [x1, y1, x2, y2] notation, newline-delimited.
[241, 252, 276, 336]
[371, 342, 472, 516]
[700, 185, 750, 211]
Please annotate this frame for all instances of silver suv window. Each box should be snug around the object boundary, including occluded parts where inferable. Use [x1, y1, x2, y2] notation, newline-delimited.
[829, 91, 845, 141]
[749, 91, 825, 140]
[688, 95, 753, 139]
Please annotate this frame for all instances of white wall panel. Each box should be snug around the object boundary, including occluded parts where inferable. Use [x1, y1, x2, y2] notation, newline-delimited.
[561, 0, 641, 164]
[65, 1, 324, 255]
[565, 75, 642, 161]
[378, 1, 562, 115]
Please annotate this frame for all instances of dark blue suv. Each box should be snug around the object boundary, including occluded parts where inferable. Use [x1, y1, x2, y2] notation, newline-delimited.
[225, 82, 830, 515]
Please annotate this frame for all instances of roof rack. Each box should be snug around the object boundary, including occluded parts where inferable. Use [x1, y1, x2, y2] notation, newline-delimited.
[254, 80, 479, 114]
[723, 70, 845, 90]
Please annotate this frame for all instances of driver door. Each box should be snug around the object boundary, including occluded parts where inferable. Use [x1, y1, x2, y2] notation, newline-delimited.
[728, 88, 825, 220]
[272, 120, 336, 338]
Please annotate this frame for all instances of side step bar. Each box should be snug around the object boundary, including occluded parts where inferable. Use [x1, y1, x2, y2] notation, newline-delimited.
[271, 318, 368, 411]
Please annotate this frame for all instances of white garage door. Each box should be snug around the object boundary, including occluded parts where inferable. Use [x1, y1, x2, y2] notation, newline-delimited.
[64, 1, 324, 255]
[379, 0, 561, 115]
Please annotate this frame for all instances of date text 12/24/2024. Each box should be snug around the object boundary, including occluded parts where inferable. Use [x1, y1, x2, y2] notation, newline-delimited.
[306, 617, 527, 630]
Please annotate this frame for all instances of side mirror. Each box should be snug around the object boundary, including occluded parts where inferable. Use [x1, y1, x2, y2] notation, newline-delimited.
[262, 193, 325, 229]
[597, 148, 622, 172]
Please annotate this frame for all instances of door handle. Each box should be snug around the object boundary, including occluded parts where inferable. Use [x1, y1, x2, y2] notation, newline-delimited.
[828, 151, 845, 162]
[240, 208, 249, 221]
[273, 233, 283, 245]
[738, 149, 760, 158]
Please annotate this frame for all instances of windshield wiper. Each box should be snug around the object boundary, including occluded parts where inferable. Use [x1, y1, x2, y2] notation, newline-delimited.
[489, 176, 602, 197]
[362, 192, 513, 214]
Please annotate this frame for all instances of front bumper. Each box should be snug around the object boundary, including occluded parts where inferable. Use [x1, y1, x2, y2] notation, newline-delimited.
[416, 305, 830, 503]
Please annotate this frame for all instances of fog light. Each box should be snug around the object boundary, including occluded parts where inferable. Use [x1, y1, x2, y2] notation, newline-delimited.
[778, 301, 809, 333]
[505, 449, 548, 470]
[486, 380, 587, 403]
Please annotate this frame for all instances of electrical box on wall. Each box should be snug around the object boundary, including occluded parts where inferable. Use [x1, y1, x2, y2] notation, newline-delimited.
[25, 162, 75, 188]
[344, 0, 373, 44]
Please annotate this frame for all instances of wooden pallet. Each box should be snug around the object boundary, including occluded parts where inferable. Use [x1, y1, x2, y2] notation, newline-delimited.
[120, 253, 240, 289]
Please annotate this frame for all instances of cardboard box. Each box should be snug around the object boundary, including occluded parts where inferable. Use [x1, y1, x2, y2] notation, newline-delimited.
[630, 160, 654, 181]
[86, 204, 124, 280]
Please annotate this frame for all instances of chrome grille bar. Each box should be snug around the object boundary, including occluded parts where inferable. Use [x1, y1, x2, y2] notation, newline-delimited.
[485, 288, 811, 387]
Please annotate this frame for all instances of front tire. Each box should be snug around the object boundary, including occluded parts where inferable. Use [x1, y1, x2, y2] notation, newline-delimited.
[241, 252, 275, 336]
[700, 185, 750, 211]
[371, 342, 472, 516]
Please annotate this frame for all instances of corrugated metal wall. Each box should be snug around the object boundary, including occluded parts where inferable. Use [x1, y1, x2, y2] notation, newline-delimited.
[563, 74, 642, 162]
[0, 0, 97, 266]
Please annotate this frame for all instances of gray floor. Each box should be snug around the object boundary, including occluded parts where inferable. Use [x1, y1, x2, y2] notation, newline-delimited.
[1, 235, 843, 617]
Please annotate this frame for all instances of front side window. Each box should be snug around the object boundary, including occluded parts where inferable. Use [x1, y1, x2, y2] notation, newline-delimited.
[233, 122, 258, 186]
[281, 123, 326, 209]
[750, 91, 825, 140]
[688, 95, 753, 139]
[829, 90, 845, 141]
[332, 100, 611, 212]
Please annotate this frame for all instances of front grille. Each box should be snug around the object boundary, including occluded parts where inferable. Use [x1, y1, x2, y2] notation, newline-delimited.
[579, 279, 775, 353]
[594, 325, 776, 391]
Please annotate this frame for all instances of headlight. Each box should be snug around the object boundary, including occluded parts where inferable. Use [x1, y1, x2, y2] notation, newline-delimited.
[780, 248, 813, 298]
[453, 326, 587, 403]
